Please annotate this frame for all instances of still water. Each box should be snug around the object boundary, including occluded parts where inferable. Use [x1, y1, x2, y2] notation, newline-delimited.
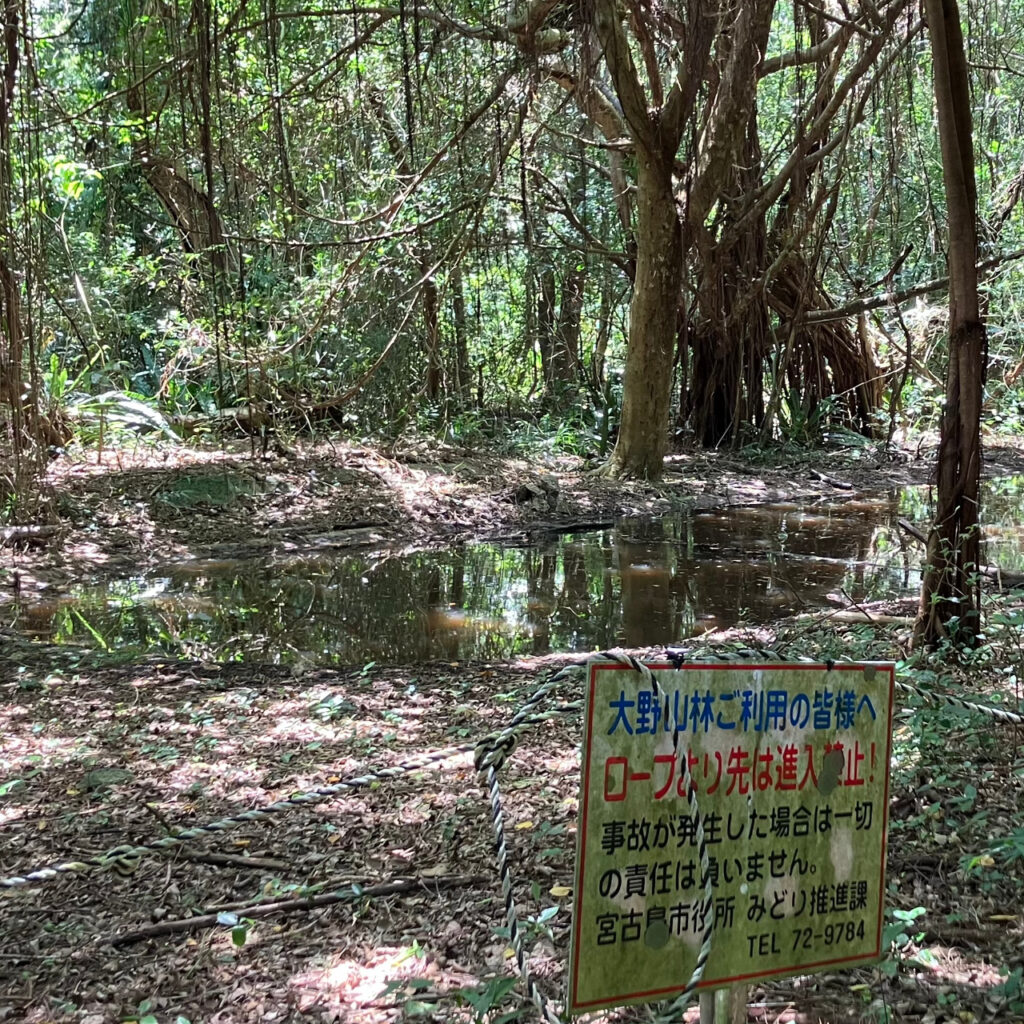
[13, 482, 1024, 664]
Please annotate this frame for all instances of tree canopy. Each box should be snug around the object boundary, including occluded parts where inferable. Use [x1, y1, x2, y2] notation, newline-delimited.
[0, 0, 1022, 489]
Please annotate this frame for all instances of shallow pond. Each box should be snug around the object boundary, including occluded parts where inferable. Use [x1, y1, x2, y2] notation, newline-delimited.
[12, 480, 1024, 664]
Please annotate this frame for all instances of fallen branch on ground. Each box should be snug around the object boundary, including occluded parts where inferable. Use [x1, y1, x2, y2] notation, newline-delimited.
[0, 525, 58, 547]
[180, 851, 292, 871]
[109, 873, 488, 946]
[808, 469, 854, 490]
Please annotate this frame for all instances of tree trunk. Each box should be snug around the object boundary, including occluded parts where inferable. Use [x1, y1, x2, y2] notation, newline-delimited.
[600, 153, 682, 479]
[537, 263, 557, 387]
[914, 0, 985, 649]
[451, 265, 470, 406]
[552, 265, 585, 386]
[135, 145, 232, 278]
[422, 262, 441, 402]
[689, 112, 770, 447]
[0, 0, 64, 467]
[592, 265, 613, 390]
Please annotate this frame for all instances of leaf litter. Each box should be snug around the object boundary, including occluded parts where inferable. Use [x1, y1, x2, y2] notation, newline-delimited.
[1, 437, 1023, 1022]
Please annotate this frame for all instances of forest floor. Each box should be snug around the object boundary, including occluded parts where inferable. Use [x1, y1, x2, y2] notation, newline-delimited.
[2, 434, 1024, 1024]
[12, 430, 1024, 597]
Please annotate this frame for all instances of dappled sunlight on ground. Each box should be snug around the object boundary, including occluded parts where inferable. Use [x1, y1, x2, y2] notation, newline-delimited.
[0, 706, 97, 768]
[1, 643, 1022, 1022]
[289, 946, 479, 1021]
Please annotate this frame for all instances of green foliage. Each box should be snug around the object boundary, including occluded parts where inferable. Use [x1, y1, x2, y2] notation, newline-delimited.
[121, 998, 188, 1024]
[454, 977, 521, 1022]
[777, 392, 838, 446]
[4, 0, 1024, 473]
[879, 906, 930, 977]
[963, 828, 1024, 882]
[66, 391, 179, 444]
[994, 966, 1024, 1015]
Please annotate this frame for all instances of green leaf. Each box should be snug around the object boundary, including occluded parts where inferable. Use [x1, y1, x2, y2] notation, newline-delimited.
[403, 1000, 435, 1016]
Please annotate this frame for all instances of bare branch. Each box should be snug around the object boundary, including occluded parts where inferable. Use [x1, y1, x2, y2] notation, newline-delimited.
[802, 246, 1024, 325]
[542, 60, 626, 142]
[592, 0, 655, 149]
[662, 0, 719, 146]
[760, 22, 851, 77]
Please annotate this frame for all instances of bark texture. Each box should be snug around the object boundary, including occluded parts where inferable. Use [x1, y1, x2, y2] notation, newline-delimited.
[914, 0, 985, 648]
[603, 154, 683, 477]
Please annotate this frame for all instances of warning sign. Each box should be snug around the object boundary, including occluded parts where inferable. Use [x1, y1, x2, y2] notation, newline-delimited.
[569, 661, 894, 1014]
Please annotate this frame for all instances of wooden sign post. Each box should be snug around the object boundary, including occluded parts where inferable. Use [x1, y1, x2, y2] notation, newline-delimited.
[700, 985, 747, 1024]
[569, 660, 894, 1016]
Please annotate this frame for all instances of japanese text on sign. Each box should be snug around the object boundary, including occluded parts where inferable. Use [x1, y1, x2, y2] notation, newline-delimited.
[569, 662, 894, 1015]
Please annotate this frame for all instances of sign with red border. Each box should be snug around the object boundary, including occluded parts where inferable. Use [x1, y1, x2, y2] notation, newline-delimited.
[569, 661, 894, 1014]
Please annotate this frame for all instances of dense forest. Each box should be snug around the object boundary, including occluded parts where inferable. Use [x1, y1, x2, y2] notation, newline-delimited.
[0, 0, 1018, 649]
[0, 0, 1019, 461]
[3, 3, 1024, 1021]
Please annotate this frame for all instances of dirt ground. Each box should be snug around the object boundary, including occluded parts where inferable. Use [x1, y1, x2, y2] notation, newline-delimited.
[2, 436, 1024, 1024]
[0, 434, 969, 597]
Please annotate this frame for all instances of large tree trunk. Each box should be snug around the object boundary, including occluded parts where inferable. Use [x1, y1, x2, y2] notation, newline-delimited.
[600, 153, 682, 478]
[138, 146, 232, 277]
[537, 262, 557, 388]
[689, 111, 770, 447]
[588, 0, 717, 478]
[0, 0, 65, 468]
[914, 0, 985, 648]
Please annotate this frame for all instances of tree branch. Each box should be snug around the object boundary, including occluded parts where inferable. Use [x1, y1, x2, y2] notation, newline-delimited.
[592, 0, 654, 149]
[801, 246, 1024, 324]
[109, 874, 488, 947]
[760, 21, 851, 77]
[661, 0, 718, 147]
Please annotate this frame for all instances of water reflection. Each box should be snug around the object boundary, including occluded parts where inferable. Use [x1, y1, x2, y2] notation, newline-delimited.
[12, 478, 1024, 664]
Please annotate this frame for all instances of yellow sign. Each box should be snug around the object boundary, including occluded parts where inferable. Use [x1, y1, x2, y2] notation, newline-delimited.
[569, 661, 894, 1014]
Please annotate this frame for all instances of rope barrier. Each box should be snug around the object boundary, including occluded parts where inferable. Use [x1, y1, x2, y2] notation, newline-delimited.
[480, 758, 563, 1024]
[2, 646, 1022, 1022]
[0, 676, 585, 889]
[893, 677, 1024, 725]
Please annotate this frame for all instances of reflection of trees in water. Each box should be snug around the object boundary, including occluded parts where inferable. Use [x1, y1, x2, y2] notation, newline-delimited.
[617, 519, 676, 646]
[520, 536, 625, 653]
[44, 497, 941, 662]
[551, 542, 595, 648]
[686, 508, 871, 624]
[525, 548, 556, 654]
[612, 502, 916, 647]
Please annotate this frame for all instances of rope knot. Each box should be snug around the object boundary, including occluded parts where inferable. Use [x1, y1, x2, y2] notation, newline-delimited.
[102, 844, 141, 877]
[474, 732, 518, 772]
